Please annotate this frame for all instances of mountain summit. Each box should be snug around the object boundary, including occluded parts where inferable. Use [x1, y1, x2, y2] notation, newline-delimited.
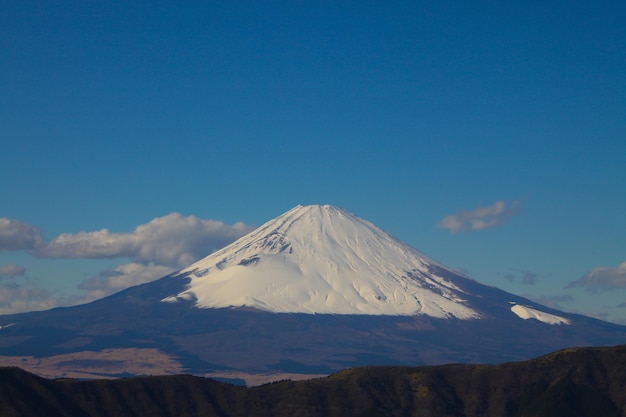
[164, 204, 478, 318]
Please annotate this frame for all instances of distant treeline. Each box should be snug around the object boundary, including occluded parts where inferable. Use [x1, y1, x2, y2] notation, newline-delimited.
[1, 344, 625, 417]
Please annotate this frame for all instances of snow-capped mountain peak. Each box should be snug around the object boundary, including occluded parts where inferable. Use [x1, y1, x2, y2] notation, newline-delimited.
[164, 204, 480, 318]
[6, 205, 625, 382]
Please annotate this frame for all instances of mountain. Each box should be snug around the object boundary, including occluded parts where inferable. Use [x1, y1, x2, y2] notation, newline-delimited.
[1, 344, 625, 417]
[0, 204, 624, 382]
[165, 204, 480, 318]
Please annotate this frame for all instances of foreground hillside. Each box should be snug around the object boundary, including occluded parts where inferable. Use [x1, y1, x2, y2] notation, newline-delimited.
[0, 345, 624, 417]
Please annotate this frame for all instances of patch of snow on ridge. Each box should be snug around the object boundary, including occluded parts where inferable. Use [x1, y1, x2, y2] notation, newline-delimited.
[511, 304, 570, 325]
[165, 205, 481, 318]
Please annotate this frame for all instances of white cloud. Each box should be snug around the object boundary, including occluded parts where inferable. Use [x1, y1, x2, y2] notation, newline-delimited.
[38, 229, 135, 259]
[0, 213, 256, 314]
[437, 200, 519, 233]
[0, 213, 255, 312]
[566, 261, 626, 292]
[0, 263, 26, 278]
[0, 218, 44, 250]
[78, 262, 174, 300]
[36, 213, 253, 305]
[0, 281, 58, 314]
[0, 262, 176, 314]
[36, 212, 254, 268]
[0, 263, 172, 314]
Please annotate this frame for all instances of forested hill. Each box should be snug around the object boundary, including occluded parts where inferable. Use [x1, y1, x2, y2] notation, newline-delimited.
[1, 344, 625, 417]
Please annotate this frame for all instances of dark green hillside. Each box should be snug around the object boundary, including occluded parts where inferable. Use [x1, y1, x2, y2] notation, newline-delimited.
[1, 345, 625, 417]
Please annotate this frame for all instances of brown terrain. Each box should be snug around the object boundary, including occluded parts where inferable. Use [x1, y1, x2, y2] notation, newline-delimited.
[0, 348, 325, 385]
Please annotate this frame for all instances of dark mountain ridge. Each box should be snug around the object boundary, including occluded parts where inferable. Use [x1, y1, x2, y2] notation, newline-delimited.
[1, 344, 625, 417]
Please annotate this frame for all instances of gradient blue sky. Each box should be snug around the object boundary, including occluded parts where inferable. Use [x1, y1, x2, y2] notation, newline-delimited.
[2, 1, 625, 322]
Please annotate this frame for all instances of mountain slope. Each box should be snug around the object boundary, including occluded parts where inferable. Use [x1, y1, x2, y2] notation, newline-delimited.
[163, 204, 568, 324]
[1, 344, 625, 417]
[0, 204, 624, 380]
[165, 204, 480, 318]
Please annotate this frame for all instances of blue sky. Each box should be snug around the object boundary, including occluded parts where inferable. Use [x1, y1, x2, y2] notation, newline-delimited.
[2, 1, 625, 322]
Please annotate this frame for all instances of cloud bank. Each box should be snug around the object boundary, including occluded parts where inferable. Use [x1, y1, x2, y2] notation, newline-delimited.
[0, 278, 59, 315]
[36, 212, 253, 267]
[566, 261, 626, 292]
[0, 218, 44, 250]
[0, 263, 26, 278]
[438, 200, 519, 233]
[78, 262, 176, 302]
[0, 213, 255, 313]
